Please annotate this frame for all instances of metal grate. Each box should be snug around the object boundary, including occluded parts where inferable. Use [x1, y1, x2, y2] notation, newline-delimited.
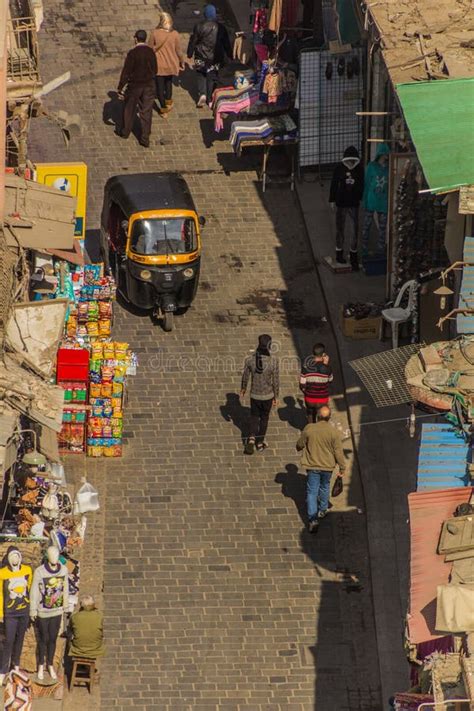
[6, 16, 39, 83]
[349, 344, 424, 408]
[299, 47, 364, 167]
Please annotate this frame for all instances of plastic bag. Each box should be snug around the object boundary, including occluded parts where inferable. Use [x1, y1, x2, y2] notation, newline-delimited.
[74, 482, 100, 514]
[331, 475, 343, 498]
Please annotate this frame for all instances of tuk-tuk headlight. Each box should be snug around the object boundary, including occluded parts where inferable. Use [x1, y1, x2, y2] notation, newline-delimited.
[183, 268, 194, 279]
[140, 269, 152, 281]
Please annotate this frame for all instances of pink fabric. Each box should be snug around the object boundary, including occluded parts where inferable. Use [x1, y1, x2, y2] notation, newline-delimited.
[255, 44, 269, 64]
[215, 96, 251, 132]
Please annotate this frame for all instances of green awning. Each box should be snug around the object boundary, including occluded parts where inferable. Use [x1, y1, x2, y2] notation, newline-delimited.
[396, 79, 474, 193]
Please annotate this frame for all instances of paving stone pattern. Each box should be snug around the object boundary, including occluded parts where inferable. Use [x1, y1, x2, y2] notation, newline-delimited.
[29, 1, 382, 708]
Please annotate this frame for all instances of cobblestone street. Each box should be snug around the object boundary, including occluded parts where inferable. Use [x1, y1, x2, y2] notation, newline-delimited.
[29, 1, 381, 709]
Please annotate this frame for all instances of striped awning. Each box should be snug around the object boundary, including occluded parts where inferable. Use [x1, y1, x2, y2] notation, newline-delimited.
[417, 424, 469, 491]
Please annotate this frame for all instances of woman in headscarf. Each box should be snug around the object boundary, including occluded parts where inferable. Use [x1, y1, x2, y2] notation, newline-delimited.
[240, 334, 280, 454]
[149, 12, 185, 116]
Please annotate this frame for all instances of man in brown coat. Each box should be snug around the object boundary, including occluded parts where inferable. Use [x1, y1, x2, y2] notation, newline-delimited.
[296, 405, 346, 533]
[117, 30, 157, 147]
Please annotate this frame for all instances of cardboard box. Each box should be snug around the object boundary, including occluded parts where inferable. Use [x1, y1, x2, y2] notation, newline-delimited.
[341, 308, 382, 340]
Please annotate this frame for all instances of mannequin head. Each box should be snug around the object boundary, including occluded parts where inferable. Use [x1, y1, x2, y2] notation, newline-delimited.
[375, 142, 390, 165]
[5, 546, 22, 571]
[342, 145, 360, 171]
[46, 546, 60, 566]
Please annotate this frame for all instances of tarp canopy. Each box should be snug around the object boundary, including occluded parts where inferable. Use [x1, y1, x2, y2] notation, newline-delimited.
[0, 355, 64, 433]
[5, 299, 68, 379]
[0, 406, 19, 474]
[407, 487, 473, 644]
[396, 79, 474, 193]
[4, 175, 76, 249]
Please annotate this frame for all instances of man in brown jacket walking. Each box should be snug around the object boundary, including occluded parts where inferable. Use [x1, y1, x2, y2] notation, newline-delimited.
[296, 405, 346, 533]
[117, 30, 157, 147]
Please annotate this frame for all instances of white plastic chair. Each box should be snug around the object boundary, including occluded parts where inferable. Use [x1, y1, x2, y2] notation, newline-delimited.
[381, 279, 417, 349]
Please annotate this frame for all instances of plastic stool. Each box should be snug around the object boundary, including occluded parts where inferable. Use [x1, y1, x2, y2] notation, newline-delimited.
[70, 657, 96, 692]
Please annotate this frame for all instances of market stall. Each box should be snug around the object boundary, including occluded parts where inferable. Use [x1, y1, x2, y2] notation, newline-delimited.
[212, 60, 298, 191]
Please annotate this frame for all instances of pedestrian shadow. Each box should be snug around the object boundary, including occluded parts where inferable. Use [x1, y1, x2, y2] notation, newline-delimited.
[275, 463, 307, 525]
[220, 392, 248, 444]
[199, 118, 228, 149]
[277, 396, 307, 431]
[178, 64, 198, 104]
[102, 91, 122, 131]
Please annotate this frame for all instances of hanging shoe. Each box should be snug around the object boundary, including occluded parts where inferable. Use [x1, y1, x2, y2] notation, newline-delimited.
[336, 249, 345, 264]
[350, 250, 359, 271]
[337, 57, 345, 76]
[325, 61, 333, 80]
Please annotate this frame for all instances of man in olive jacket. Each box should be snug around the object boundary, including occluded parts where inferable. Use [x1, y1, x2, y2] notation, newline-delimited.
[296, 405, 346, 532]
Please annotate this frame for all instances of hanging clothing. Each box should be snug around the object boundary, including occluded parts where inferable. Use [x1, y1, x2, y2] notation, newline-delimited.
[282, 0, 299, 27]
[0, 565, 32, 619]
[362, 142, 390, 213]
[268, 0, 283, 32]
[233, 34, 253, 65]
[30, 562, 69, 618]
[329, 146, 364, 207]
[214, 87, 260, 132]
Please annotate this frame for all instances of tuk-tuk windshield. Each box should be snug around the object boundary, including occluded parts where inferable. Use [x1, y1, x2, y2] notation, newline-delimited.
[130, 218, 197, 256]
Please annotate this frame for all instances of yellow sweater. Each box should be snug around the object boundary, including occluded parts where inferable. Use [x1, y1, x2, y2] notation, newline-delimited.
[0, 565, 32, 619]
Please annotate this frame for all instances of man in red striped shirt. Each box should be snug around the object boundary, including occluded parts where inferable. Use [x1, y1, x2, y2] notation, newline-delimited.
[299, 343, 333, 423]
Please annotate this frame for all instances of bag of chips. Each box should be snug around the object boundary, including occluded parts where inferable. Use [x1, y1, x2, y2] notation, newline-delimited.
[114, 342, 128, 360]
[87, 322, 99, 336]
[77, 303, 89, 322]
[91, 343, 103, 360]
[99, 320, 111, 336]
[88, 301, 99, 321]
[101, 365, 114, 381]
[87, 446, 103, 458]
[99, 302, 112, 319]
[112, 381, 123, 396]
[89, 383, 101, 398]
[103, 343, 115, 360]
[101, 382, 112, 398]
[113, 365, 127, 383]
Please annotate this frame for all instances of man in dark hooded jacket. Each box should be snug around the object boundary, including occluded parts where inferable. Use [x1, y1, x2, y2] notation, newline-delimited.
[187, 4, 231, 107]
[329, 145, 364, 270]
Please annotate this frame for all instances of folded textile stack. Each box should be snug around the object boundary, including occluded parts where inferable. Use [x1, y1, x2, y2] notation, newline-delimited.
[213, 85, 260, 132]
[230, 114, 297, 155]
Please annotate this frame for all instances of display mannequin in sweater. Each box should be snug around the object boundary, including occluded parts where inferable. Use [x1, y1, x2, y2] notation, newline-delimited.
[30, 546, 68, 681]
[0, 546, 32, 684]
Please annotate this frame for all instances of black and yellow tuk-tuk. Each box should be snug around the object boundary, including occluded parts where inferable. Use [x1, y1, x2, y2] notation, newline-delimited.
[100, 173, 204, 331]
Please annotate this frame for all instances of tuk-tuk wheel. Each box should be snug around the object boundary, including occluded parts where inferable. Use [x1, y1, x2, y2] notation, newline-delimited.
[163, 311, 174, 332]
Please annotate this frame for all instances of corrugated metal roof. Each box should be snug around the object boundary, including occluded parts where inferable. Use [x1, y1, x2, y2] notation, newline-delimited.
[408, 487, 473, 644]
[417, 424, 469, 490]
[457, 236, 474, 334]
